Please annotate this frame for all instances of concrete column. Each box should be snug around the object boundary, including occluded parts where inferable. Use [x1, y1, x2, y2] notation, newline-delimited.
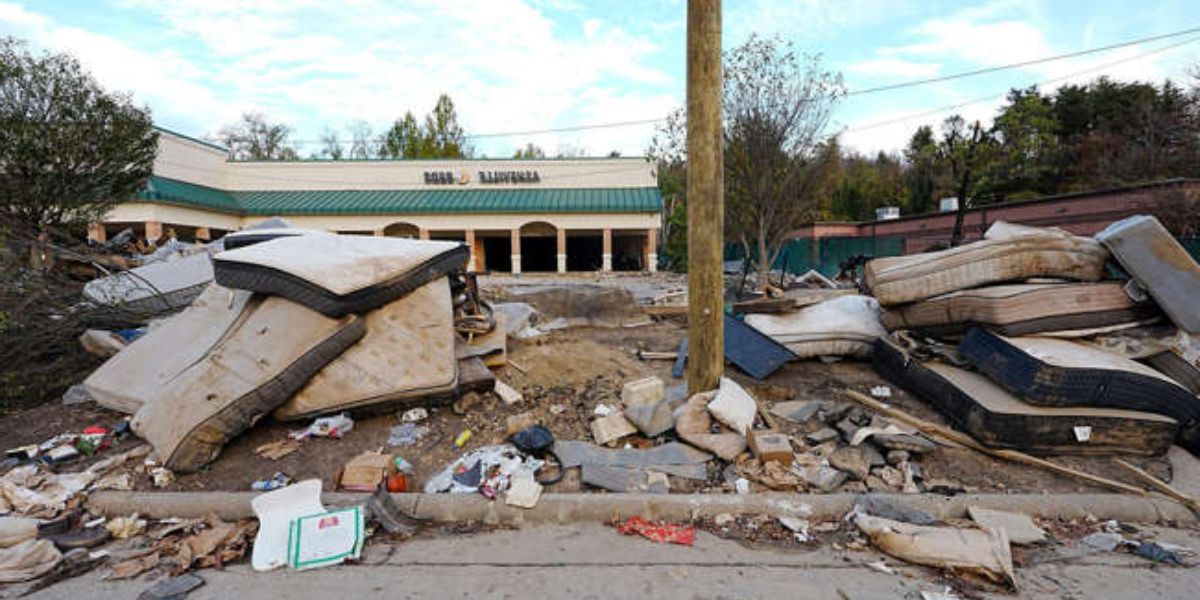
[556, 228, 567, 273]
[419, 229, 431, 240]
[87, 223, 106, 243]
[465, 229, 478, 272]
[144, 221, 163, 241]
[196, 227, 212, 242]
[511, 229, 522, 275]
[601, 228, 613, 272]
[645, 228, 658, 273]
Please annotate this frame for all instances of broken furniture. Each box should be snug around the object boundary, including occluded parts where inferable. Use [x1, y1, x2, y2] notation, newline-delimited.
[1097, 215, 1200, 334]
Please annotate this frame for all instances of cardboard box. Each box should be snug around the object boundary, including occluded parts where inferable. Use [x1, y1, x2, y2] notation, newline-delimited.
[748, 431, 793, 466]
[339, 451, 395, 492]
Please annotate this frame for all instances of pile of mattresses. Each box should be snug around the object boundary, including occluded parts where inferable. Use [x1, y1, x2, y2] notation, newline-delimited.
[83, 234, 484, 472]
[866, 217, 1200, 456]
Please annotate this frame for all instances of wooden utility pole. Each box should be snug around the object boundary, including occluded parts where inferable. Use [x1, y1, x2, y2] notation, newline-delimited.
[686, 0, 724, 394]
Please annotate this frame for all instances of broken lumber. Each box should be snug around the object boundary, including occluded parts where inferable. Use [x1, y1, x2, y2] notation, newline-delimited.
[843, 389, 1146, 496]
[1114, 458, 1200, 515]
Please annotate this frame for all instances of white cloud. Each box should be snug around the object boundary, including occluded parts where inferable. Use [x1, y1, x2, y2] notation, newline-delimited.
[846, 58, 941, 78]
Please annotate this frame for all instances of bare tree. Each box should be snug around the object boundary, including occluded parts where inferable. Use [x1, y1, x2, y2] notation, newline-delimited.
[939, 116, 995, 246]
[723, 35, 844, 287]
[347, 120, 377, 159]
[318, 127, 344, 160]
[214, 112, 298, 160]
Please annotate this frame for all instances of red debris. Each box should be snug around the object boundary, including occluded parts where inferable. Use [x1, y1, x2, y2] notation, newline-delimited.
[616, 517, 696, 546]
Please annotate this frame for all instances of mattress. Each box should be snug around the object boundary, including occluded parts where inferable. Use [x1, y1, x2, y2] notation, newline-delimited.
[83, 250, 214, 316]
[1096, 215, 1200, 333]
[83, 283, 254, 414]
[863, 222, 1109, 306]
[745, 295, 886, 359]
[873, 338, 1176, 455]
[274, 278, 458, 421]
[959, 327, 1200, 453]
[132, 298, 365, 472]
[880, 282, 1157, 337]
[213, 235, 469, 317]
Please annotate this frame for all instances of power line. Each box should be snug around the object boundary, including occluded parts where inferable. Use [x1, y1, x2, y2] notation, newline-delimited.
[844, 24, 1200, 96]
[841, 34, 1200, 134]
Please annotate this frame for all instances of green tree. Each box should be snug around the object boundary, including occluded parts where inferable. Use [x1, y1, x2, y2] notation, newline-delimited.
[989, 87, 1063, 200]
[901, 125, 938, 215]
[938, 116, 996, 246]
[512, 142, 545, 159]
[723, 34, 844, 287]
[216, 112, 298, 160]
[379, 111, 422, 158]
[0, 37, 158, 236]
[422, 94, 469, 158]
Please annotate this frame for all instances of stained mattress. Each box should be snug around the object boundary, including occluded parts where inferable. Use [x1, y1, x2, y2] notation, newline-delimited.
[274, 278, 458, 421]
[213, 235, 469, 317]
[83, 251, 214, 316]
[873, 338, 1176, 455]
[1096, 215, 1200, 333]
[745, 295, 886, 359]
[863, 222, 1109, 306]
[83, 283, 254, 414]
[132, 297, 365, 472]
[959, 327, 1200, 453]
[880, 282, 1157, 337]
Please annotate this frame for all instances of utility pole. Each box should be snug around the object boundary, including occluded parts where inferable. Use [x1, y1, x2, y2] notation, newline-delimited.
[686, 0, 724, 394]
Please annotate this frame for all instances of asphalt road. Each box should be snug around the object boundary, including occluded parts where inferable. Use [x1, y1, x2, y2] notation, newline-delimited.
[18, 522, 1200, 599]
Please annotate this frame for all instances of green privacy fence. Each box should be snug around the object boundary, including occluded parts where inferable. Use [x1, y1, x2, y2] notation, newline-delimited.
[725, 236, 904, 277]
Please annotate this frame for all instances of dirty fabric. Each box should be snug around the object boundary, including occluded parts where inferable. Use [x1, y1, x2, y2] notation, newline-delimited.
[855, 513, 1015, 588]
[616, 517, 695, 546]
[672, 393, 747, 461]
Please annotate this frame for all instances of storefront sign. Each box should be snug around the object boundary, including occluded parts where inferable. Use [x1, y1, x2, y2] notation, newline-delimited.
[423, 170, 541, 185]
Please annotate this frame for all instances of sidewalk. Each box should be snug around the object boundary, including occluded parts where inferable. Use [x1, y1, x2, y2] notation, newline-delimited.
[22, 523, 1200, 599]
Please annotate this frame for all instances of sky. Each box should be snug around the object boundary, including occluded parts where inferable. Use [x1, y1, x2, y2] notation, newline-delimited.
[1, 0, 1198, 158]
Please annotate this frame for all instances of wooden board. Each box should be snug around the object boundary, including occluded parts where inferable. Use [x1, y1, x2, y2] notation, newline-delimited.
[872, 337, 1177, 456]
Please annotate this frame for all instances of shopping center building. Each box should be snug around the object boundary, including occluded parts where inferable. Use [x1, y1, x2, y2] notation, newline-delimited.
[92, 128, 663, 273]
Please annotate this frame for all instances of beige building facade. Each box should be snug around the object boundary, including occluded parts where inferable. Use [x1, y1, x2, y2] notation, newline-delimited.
[95, 129, 663, 273]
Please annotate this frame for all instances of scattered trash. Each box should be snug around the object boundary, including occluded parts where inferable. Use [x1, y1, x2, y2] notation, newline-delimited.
[365, 484, 418, 535]
[734, 478, 751, 494]
[593, 403, 615, 417]
[854, 495, 937, 526]
[870, 386, 892, 399]
[290, 413, 355, 441]
[289, 507, 364, 570]
[854, 512, 1015, 588]
[252, 479, 324, 571]
[106, 550, 160, 580]
[254, 439, 298, 460]
[707, 377, 757, 437]
[387, 423, 427, 447]
[920, 587, 964, 600]
[424, 445, 544, 498]
[865, 560, 895, 575]
[401, 408, 429, 423]
[105, 514, 147, 540]
[339, 451, 395, 492]
[616, 517, 695, 546]
[505, 470, 543, 508]
[251, 472, 292, 492]
[137, 573, 205, 600]
[778, 516, 811, 542]
[1132, 541, 1185, 565]
[453, 429, 473, 448]
[549, 404, 568, 415]
[748, 431, 793, 465]
[151, 467, 176, 488]
[966, 506, 1046, 545]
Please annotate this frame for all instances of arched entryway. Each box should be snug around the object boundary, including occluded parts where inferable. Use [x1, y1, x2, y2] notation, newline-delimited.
[382, 222, 420, 238]
[519, 221, 557, 273]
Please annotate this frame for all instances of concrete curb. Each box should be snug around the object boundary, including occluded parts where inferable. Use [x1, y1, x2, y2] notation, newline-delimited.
[87, 491, 1197, 525]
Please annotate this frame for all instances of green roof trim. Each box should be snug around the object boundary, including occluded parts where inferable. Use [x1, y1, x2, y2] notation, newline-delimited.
[133, 176, 662, 216]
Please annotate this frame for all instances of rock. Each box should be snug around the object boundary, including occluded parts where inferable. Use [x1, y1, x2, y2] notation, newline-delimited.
[835, 418, 859, 441]
[847, 407, 872, 426]
[493, 380, 523, 405]
[862, 443, 886, 468]
[819, 402, 852, 424]
[714, 513, 735, 527]
[800, 464, 848, 492]
[840, 481, 868, 494]
[622, 377, 665, 407]
[452, 392, 480, 415]
[865, 475, 890, 492]
[770, 400, 823, 423]
[829, 446, 871, 480]
[748, 431, 793, 465]
[855, 495, 938, 525]
[664, 383, 689, 404]
[805, 427, 840, 445]
[886, 450, 910, 465]
[505, 412, 538, 437]
[590, 413, 637, 446]
[878, 466, 905, 490]
[624, 401, 675, 437]
[873, 433, 937, 454]
[907, 462, 923, 481]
